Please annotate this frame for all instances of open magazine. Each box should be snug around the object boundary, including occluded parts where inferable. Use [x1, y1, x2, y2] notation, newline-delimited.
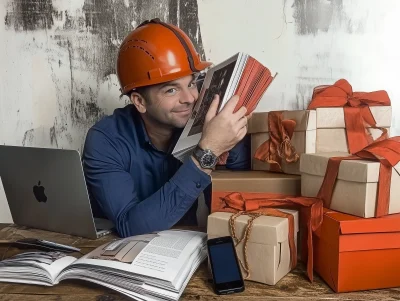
[0, 230, 207, 301]
[172, 52, 276, 161]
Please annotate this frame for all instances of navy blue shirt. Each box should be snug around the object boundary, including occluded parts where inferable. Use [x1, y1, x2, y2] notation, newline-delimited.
[82, 104, 250, 237]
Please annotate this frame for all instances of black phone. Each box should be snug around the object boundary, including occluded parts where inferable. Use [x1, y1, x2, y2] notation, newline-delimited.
[207, 236, 245, 295]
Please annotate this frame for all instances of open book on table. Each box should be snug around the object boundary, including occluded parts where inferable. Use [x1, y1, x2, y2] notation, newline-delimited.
[0, 230, 207, 301]
[172, 52, 277, 161]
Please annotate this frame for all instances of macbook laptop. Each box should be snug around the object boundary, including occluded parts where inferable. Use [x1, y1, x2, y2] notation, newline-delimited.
[0, 145, 114, 239]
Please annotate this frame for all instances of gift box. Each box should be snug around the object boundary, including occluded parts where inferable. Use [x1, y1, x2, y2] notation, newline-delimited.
[307, 79, 392, 154]
[210, 171, 324, 283]
[207, 210, 299, 285]
[300, 151, 400, 218]
[211, 170, 301, 196]
[248, 110, 316, 175]
[314, 208, 400, 292]
[315, 106, 391, 153]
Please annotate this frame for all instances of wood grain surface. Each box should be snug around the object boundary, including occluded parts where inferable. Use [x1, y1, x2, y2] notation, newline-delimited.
[1, 224, 399, 301]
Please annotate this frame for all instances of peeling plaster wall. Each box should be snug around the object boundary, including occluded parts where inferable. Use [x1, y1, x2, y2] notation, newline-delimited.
[1, 0, 206, 151]
[1, 0, 400, 223]
[0, 0, 206, 223]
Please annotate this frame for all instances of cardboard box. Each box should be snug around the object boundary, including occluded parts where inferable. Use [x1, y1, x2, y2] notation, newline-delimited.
[315, 106, 392, 128]
[207, 210, 299, 285]
[248, 111, 316, 175]
[300, 152, 400, 218]
[314, 106, 391, 153]
[316, 128, 391, 153]
[314, 209, 400, 292]
[211, 170, 301, 198]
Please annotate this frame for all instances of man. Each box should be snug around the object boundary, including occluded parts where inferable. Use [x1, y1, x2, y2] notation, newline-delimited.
[82, 19, 250, 238]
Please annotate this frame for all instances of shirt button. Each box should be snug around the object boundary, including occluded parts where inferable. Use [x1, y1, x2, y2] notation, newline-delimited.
[196, 182, 201, 188]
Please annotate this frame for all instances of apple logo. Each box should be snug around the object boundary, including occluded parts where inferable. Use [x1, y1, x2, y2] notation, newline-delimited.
[33, 181, 47, 203]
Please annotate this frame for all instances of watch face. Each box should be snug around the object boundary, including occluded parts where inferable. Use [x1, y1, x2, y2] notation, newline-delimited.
[200, 153, 217, 168]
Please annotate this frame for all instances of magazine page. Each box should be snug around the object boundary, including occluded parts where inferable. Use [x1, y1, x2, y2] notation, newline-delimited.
[64, 230, 206, 284]
[59, 245, 206, 301]
[0, 251, 77, 285]
[172, 53, 243, 156]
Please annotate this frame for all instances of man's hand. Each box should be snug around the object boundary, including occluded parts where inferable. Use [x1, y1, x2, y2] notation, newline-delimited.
[198, 94, 250, 156]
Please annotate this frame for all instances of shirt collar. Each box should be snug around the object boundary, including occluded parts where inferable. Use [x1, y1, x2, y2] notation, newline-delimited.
[131, 106, 183, 154]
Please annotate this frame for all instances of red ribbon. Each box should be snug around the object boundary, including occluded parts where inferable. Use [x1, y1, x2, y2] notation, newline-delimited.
[317, 137, 400, 217]
[307, 79, 390, 154]
[253, 111, 299, 172]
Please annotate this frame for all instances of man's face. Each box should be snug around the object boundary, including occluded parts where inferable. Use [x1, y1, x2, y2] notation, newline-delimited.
[138, 75, 199, 129]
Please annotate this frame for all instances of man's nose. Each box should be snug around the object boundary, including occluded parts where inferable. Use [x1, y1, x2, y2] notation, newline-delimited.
[180, 87, 197, 104]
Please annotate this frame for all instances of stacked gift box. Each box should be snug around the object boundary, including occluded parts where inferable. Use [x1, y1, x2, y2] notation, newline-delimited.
[206, 78, 400, 292]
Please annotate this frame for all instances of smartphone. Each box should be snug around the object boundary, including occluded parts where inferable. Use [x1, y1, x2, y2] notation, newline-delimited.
[207, 236, 245, 295]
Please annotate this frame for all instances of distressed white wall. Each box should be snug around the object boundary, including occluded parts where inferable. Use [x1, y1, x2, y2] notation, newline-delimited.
[198, 0, 400, 123]
[0, 0, 206, 223]
[1, 0, 400, 223]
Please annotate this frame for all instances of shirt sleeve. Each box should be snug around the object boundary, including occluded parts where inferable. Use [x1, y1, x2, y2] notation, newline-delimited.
[225, 134, 251, 170]
[82, 128, 211, 238]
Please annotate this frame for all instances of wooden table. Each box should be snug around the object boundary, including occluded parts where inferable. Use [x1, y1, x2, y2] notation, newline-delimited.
[1, 224, 399, 300]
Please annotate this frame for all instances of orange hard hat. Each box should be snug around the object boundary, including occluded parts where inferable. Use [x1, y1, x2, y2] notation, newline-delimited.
[117, 18, 212, 94]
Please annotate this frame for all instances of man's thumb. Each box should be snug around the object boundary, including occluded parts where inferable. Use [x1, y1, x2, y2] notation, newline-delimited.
[205, 94, 220, 123]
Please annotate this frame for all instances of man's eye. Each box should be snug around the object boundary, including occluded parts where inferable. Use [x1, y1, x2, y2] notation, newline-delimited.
[189, 82, 197, 88]
[165, 88, 177, 94]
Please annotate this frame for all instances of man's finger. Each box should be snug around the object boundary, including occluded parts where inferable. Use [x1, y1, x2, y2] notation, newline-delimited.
[234, 115, 248, 131]
[205, 94, 220, 124]
[221, 95, 240, 114]
[233, 106, 247, 120]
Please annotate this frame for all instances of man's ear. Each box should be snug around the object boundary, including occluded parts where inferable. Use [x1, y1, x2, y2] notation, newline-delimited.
[130, 92, 147, 113]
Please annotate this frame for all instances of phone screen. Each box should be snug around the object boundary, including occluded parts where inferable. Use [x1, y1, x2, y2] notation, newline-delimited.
[207, 237, 244, 294]
[209, 243, 242, 284]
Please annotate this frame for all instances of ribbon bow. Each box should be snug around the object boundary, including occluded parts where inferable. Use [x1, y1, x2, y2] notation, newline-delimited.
[253, 111, 299, 172]
[307, 79, 390, 154]
[213, 192, 323, 282]
[317, 136, 400, 217]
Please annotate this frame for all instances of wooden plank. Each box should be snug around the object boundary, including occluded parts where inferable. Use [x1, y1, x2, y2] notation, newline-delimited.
[0, 294, 130, 301]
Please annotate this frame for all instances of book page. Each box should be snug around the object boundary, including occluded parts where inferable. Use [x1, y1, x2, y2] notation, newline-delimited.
[131, 231, 196, 272]
[0, 251, 76, 285]
[128, 231, 205, 283]
[67, 230, 206, 284]
[60, 246, 206, 301]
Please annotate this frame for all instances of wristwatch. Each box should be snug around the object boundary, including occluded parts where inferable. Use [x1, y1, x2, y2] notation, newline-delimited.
[193, 145, 218, 169]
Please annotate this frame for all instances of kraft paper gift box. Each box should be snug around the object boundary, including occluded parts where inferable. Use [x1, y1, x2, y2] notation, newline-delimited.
[210, 170, 301, 196]
[247, 110, 316, 175]
[314, 208, 400, 292]
[209, 170, 324, 283]
[306, 78, 392, 153]
[207, 211, 299, 285]
[315, 106, 392, 153]
[300, 152, 400, 218]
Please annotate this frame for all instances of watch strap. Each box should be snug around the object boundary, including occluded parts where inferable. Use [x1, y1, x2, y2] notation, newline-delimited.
[193, 145, 218, 169]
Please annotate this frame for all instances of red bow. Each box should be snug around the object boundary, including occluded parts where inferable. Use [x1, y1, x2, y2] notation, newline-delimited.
[307, 79, 390, 154]
[253, 111, 299, 172]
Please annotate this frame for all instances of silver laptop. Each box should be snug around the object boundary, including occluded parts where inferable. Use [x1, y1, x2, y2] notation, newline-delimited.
[0, 145, 114, 239]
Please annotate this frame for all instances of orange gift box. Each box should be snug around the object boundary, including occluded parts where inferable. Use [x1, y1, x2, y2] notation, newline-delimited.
[313, 208, 400, 292]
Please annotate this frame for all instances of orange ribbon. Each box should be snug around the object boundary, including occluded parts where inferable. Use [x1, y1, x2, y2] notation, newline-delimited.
[307, 79, 391, 154]
[253, 111, 299, 171]
[317, 137, 400, 217]
[212, 192, 323, 282]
